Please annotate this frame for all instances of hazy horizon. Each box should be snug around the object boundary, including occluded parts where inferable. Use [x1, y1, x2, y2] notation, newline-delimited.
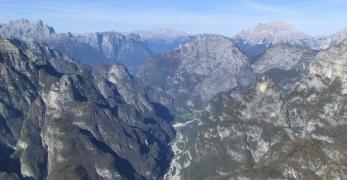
[1, 0, 347, 37]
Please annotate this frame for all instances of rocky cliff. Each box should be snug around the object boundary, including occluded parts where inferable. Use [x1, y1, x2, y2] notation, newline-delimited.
[0, 37, 174, 180]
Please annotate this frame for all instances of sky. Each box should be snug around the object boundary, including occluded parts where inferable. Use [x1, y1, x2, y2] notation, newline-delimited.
[1, 0, 347, 36]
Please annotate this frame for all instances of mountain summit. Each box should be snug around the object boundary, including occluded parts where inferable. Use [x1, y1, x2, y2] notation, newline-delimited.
[234, 22, 316, 59]
[235, 21, 313, 46]
[0, 19, 55, 39]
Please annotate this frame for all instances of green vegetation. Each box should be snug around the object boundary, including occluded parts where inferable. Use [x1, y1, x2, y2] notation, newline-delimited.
[175, 113, 193, 122]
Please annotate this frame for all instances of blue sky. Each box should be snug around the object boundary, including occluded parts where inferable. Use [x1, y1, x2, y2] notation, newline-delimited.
[1, 0, 347, 36]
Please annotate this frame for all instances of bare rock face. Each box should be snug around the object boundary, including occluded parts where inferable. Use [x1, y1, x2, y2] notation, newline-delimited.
[137, 34, 256, 111]
[0, 37, 175, 180]
[167, 41, 347, 179]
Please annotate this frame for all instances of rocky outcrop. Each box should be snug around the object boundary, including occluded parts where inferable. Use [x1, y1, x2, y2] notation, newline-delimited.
[0, 37, 174, 180]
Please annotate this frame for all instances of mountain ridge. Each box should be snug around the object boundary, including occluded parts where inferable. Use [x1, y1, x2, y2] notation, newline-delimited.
[3, 19, 347, 73]
[0, 36, 175, 180]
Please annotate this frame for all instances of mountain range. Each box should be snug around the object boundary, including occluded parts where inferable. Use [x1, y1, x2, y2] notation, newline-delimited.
[1, 19, 347, 180]
[2, 19, 347, 73]
[0, 19, 187, 72]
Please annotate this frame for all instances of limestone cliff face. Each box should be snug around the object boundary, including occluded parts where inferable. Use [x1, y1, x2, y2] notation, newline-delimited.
[0, 37, 174, 180]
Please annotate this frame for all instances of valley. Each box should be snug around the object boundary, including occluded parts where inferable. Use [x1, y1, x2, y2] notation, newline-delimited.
[1, 19, 347, 179]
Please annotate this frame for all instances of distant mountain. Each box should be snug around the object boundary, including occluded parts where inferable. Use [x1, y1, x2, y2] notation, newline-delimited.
[235, 22, 313, 46]
[0, 37, 174, 179]
[137, 34, 256, 111]
[134, 28, 190, 54]
[0, 20, 195, 72]
[0, 19, 154, 72]
[0, 19, 55, 39]
[46, 32, 153, 72]
[234, 22, 315, 60]
[3, 19, 347, 73]
[234, 21, 347, 61]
